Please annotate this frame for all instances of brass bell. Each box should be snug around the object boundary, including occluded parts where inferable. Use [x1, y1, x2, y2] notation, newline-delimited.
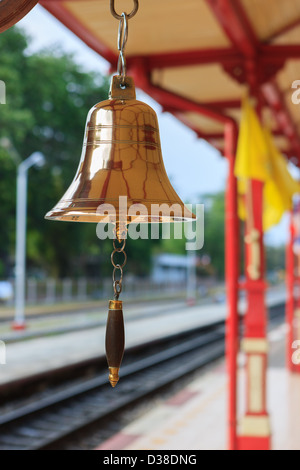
[45, 75, 196, 388]
[45, 76, 195, 225]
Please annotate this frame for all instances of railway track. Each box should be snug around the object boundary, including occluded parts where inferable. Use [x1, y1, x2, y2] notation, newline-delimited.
[0, 303, 284, 450]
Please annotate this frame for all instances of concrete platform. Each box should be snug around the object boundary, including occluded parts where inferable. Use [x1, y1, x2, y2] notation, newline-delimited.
[96, 322, 300, 451]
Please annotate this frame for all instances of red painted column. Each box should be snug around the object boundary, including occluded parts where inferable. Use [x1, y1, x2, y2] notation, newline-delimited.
[286, 209, 300, 372]
[224, 122, 239, 451]
[238, 179, 271, 450]
[286, 212, 295, 371]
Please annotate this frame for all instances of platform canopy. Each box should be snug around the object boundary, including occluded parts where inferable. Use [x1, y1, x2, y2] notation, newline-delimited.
[40, 0, 300, 164]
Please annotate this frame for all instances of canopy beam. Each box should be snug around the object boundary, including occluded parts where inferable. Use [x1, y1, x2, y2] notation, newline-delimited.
[205, 0, 300, 164]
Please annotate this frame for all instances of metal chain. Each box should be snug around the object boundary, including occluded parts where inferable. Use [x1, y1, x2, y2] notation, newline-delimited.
[110, 0, 139, 20]
[117, 13, 128, 84]
[110, 0, 139, 85]
[111, 237, 127, 300]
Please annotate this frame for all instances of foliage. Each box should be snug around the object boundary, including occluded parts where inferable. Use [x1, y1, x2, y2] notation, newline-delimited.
[155, 194, 226, 278]
[265, 245, 285, 274]
[0, 27, 111, 277]
[201, 193, 225, 277]
[0, 27, 168, 279]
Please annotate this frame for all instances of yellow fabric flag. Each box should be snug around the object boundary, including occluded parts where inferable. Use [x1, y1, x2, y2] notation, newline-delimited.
[234, 97, 270, 182]
[264, 129, 300, 210]
[263, 129, 300, 230]
[235, 98, 300, 231]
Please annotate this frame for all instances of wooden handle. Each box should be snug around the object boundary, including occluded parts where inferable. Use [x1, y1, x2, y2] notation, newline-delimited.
[105, 300, 125, 387]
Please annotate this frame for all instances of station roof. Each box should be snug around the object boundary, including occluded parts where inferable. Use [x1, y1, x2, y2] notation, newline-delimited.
[39, 0, 300, 164]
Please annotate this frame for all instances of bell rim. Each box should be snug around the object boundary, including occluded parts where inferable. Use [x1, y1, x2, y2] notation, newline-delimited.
[45, 196, 196, 222]
[45, 213, 196, 223]
[45, 209, 196, 223]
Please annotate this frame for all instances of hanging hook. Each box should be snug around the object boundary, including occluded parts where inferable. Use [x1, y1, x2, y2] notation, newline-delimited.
[110, 0, 139, 20]
[117, 13, 128, 84]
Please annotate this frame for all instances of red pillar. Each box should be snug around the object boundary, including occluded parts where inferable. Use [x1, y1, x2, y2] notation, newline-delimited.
[224, 122, 239, 450]
[286, 212, 295, 371]
[286, 210, 300, 372]
[238, 179, 271, 450]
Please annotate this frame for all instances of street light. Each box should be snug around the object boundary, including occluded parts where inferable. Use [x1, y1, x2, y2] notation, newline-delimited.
[186, 250, 197, 306]
[12, 152, 45, 330]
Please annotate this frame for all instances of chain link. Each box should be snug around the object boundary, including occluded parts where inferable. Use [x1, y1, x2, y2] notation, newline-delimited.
[110, 0, 139, 85]
[111, 237, 127, 300]
[110, 0, 139, 20]
[117, 13, 128, 84]
[113, 238, 126, 251]
[111, 249, 127, 269]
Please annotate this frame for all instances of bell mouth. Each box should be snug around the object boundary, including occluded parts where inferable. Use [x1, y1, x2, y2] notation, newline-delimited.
[45, 198, 196, 224]
[45, 212, 193, 223]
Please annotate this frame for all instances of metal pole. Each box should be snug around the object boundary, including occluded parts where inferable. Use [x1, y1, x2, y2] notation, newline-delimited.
[186, 251, 197, 306]
[12, 152, 45, 330]
[224, 122, 239, 450]
[13, 164, 28, 329]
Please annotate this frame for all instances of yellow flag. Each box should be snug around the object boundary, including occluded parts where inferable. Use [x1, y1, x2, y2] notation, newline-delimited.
[263, 129, 300, 230]
[235, 99, 300, 231]
[264, 129, 300, 211]
[234, 97, 270, 181]
[263, 203, 283, 231]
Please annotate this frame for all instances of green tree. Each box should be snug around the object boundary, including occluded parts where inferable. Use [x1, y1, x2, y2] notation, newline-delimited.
[265, 245, 285, 274]
[202, 192, 225, 278]
[0, 27, 111, 277]
[159, 193, 226, 278]
[156, 224, 187, 256]
[0, 27, 157, 278]
[152, 195, 226, 278]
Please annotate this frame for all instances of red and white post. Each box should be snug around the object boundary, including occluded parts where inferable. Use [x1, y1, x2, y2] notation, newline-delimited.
[286, 207, 300, 372]
[238, 179, 271, 450]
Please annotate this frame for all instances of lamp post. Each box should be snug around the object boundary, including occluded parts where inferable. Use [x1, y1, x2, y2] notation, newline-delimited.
[12, 152, 45, 330]
[186, 250, 197, 306]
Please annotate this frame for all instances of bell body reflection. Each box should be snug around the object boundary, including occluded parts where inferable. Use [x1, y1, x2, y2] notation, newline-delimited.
[45, 76, 195, 224]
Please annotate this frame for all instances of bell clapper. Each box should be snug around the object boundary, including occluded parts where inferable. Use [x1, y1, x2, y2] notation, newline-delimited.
[106, 299, 125, 388]
[105, 225, 128, 387]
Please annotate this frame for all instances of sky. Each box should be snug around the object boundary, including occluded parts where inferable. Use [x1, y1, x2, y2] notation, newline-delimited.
[17, 4, 292, 247]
